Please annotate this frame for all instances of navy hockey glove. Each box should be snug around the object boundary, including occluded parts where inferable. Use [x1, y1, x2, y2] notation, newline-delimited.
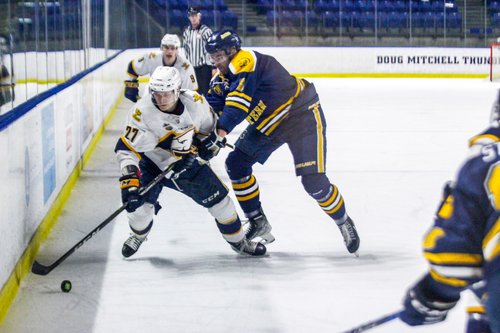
[400, 285, 457, 326]
[170, 153, 197, 180]
[119, 166, 144, 213]
[198, 131, 226, 161]
[124, 79, 139, 102]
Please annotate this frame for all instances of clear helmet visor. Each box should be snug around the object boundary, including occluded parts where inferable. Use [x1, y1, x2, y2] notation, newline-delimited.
[209, 51, 229, 65]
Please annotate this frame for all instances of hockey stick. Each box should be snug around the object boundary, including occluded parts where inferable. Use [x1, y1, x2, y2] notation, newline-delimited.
[31, 166, 176, 276]
[340, 311, 402, 333]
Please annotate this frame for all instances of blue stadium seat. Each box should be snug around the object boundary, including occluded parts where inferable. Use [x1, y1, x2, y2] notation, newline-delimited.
[379, 0, 395, 12]
[411, 11, 425, 28]
[305, 10, 320, 27]
[341, 0, 356, 12]
[281, 10, 294, 26]
[292, 10, 304, 26]
[322, 11, 338, 28]
[422, 11, 436, 29]
[358, 11, 375, 29]
[257, 0, 275, 14]
[446, 11, 462, 29]
[266, 10, 278, 26]
[222, 10, 238, 29]
[493, 12, 500, 26]
[393, 0, 407, 12]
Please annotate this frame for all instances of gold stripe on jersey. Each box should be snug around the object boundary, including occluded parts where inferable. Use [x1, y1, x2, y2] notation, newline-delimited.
[225, 101, 249, 113]
[264, 113, 289, 135]
[423, 227, 446, 250]
[487, 242, 500, 262]
[228, 91, 252, 101]
[423, 252, 483, 265]
[429, 269, 469, 287]
[486, 163, 500, 210]
[257, 77, 303, 134]
[158, 131, 175, 143]
[484, 216, 500, 261]
[466, 306, 486, 314]
[469, 134, 500, 146]
[310, 101, 325, 173]
[120, 136, 142, 160]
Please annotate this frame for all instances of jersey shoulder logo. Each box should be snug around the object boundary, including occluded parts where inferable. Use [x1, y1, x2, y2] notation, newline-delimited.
[230, 50, 256, 74]
[182, 62, 190, 70]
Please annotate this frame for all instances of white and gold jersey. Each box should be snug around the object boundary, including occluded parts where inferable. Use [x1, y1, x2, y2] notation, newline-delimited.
[126, 51, 198, 91]
[116, 90, 216, 171]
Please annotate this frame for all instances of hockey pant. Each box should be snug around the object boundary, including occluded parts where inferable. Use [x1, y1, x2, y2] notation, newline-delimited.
[126, 157, 245, 243]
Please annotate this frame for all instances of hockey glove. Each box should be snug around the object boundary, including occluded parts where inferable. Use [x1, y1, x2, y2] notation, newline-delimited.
[170, 153, 197, 180]
[124, 79, 140, 102]
[119, 166, 144, 213]
[400, 284, 458, 326]
[198, 131, 227, 161]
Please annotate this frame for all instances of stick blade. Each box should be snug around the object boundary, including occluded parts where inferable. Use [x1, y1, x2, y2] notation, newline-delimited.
[31, 260, 51, 276]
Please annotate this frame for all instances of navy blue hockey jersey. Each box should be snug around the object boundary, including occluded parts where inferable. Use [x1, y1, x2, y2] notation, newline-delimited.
[422, 127, 500, 328]
[206, 49, 305, 135]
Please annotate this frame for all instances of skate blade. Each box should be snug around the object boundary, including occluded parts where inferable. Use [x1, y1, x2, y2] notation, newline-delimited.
[255, 233, 275, 244]
[353, 251, 359, 257]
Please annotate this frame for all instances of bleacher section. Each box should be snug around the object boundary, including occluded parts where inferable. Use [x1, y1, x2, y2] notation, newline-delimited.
[13, 0, 499, 41]
[259, 0, 463, 36]
[150, 0, 237, 32]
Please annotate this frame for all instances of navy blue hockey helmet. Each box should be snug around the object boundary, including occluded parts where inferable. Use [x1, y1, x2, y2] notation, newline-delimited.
[205, 30, 241, 55]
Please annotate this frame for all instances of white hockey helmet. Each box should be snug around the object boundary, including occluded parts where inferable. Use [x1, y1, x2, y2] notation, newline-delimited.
[149, 67, 182, 108]
[161, 34, 181, 49]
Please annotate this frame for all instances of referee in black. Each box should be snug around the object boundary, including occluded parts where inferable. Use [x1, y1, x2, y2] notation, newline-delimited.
[183, 7, 213, 96]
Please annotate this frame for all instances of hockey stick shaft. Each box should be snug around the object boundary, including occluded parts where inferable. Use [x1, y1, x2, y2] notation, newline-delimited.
[31, 166, 175, 276]
[340, 311, 401, 333]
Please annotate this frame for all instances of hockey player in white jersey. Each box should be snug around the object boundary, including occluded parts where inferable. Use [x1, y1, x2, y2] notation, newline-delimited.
[115, 66, 266, 258]
[124, 34, 198, 102]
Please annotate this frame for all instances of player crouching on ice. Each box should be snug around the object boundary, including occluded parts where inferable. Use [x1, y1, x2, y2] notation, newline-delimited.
[114, 66, 266, 257]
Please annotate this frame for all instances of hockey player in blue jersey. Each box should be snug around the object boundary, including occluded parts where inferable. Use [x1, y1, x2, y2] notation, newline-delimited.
[400, 96, 500, 333]
[199, 30, 360, 254]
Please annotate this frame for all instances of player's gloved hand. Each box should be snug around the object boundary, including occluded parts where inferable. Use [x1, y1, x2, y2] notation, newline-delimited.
[198, 131, 227, 161]
[400, 285, 457, 326]
[169, 153, 197, 180]
[119, 165, 143, 213]
[124, 79, 140, 102]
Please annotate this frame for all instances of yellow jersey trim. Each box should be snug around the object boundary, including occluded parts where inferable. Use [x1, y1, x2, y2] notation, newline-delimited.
[424, 252, 483, 265]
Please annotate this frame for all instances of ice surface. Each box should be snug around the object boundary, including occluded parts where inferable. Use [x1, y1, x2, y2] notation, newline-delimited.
[1, 78, 496, 333]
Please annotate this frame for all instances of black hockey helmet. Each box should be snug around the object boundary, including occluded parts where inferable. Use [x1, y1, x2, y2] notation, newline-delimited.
[205, 29, 241, 55]
[187, 6, 201, 16]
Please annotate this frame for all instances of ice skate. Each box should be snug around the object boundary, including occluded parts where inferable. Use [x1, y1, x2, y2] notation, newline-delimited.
[122, 233, 148, 258]
[338, 216, 360, 256]
[246, 208, 275, 244]
[229, 238, 267, 256]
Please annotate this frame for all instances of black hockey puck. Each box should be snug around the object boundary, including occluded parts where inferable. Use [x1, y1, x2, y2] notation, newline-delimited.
[61, 280, 72, 293]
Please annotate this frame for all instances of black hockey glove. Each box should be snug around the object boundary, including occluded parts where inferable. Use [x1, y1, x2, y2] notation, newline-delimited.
[400, 281, 458, 326]
[119, 165, 144, 213]
[198, 131, 227, 161]
[124, 79, 139, 102]
[170, 153, 197, 180]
